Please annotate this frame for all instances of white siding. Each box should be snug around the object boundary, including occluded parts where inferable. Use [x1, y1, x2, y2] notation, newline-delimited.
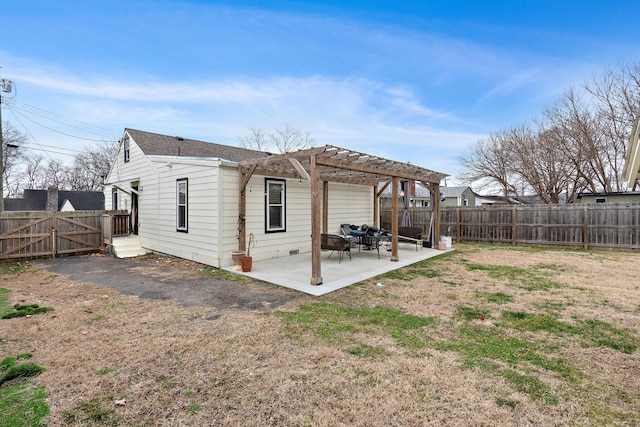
[104, 133, 225, 267]
[242, 178, 374, 262]
[104, 132, 376, 267]
[145, 159, 221, 266]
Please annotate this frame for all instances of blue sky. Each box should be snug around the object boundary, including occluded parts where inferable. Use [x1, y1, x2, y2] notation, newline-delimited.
[2, 0, 639, 184]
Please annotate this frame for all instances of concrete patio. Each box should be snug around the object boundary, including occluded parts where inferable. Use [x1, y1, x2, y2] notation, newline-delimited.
[224, 243, 452, 296]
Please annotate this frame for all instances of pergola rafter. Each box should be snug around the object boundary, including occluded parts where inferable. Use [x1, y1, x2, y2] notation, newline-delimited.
[238, 144, 448, 286]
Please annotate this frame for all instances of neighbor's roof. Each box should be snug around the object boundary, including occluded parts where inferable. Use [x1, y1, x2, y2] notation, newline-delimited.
[125, 128, 271, 163]
[3, 189, 104, 211]
[379, 181, 432, 198]
[440, 186, 473, 197]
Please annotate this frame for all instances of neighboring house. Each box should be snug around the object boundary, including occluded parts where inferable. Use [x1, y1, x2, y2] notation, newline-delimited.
[576, 191, 640, 204]
[103, 128, 447, 285]
[440, 186, 476, 207]
[3, 188, 104, 211]
[379, 180, 433, 208]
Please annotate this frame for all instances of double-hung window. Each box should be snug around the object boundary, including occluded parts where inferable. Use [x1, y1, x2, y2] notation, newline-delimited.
[177, 179, 188, 232]
[112, 187, 118, 210]
[265, 179, 285, 232]
[123, 135, 130, 163]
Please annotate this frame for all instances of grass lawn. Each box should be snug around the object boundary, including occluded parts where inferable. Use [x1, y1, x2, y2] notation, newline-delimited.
[1, 243, 639, 426]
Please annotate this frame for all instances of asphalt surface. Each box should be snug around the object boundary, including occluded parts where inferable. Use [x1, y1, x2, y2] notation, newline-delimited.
[40, 255, 300, 311]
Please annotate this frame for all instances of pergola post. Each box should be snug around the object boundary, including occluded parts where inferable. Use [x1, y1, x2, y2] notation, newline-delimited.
[310, 154, 323, 285]
[322, 181, 328, 234]
[433, 182, 441, 245]
[373, 184, 378, 227]
[390, 176, 399, 261]
[238, 169, 247, 252]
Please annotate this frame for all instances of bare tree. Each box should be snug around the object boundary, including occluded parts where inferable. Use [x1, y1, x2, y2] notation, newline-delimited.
[458, 129, 522, 202]
[63, 141, 117, 191]
[238, 128, 269, 151]
[238, 124, 314, 153]
[270, 123, 314, 153]
[43, 159, 66, 190]
[22, 154, 47, 190]
[458, 60, 640, 202]
[2, 122, 27, 197]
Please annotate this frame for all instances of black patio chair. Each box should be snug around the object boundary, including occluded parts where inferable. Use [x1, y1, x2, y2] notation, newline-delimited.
[321, 234, 352, 263]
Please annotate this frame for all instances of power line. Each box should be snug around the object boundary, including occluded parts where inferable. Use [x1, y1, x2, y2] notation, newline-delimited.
[4, 98, 118, 139]
[6, 108, 57, 161]
[7, 103, 118, 143]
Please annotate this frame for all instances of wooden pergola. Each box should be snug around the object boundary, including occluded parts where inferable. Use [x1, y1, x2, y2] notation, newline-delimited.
[238, 145, 448, 286]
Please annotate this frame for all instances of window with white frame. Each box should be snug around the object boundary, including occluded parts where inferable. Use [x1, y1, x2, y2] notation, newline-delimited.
[112, 187, 118, 210]
[124, 135, 130, 163]
[177, 179, 188, 232]
[265, 179, 285, 232]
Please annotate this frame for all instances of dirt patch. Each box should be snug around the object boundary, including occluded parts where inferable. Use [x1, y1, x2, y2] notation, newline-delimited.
[1, 245, 639, 426]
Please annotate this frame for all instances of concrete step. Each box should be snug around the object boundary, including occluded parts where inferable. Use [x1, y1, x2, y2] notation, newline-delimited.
[111, 236, 148, 258]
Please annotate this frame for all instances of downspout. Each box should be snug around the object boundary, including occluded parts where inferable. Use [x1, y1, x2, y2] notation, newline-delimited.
[216, 158, 225, 268]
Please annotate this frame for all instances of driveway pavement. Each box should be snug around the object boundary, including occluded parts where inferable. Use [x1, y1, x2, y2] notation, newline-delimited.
[40, 254, 301, 311]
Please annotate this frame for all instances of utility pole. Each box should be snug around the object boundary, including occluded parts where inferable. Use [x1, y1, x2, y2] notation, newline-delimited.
[0, 78, 14, 212]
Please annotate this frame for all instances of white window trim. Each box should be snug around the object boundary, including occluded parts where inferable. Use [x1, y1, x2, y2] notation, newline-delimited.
[177, 179, 188, 232]
[124, 136, 130, 163]
[265, 178, 286, 232]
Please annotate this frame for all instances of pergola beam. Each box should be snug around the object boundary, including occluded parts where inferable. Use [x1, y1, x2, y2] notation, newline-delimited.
[237, 144, 448, 286]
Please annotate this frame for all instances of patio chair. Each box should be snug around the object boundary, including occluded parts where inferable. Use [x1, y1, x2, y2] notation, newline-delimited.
[321, 233, 352, 263]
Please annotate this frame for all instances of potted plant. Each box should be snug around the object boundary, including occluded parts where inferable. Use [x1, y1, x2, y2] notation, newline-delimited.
[241, 233, 256, 272]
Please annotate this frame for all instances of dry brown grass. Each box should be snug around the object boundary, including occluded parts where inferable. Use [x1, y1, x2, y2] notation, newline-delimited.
[1, 243, 639, 426]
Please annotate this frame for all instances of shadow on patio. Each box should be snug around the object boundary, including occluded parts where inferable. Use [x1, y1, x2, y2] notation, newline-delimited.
[224, 244, 452, 296]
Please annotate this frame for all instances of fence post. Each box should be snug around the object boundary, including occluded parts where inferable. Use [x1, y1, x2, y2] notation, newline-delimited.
[456, 208, 461, 241]
[583, 206, 589, 250]
[51, 216, 57, 258]
[512, 207, 517, 246]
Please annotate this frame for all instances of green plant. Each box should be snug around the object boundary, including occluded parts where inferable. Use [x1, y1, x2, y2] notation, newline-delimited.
[455, 305, 491, 321]
[62, 396, 120, 425]
[97, 366, 117, 375]
[0, 288, 12, 318]
[89, 314, 106, 324]
[274, 302, 439, 351]
[475, 291, 513, 304]
[500, 311, 639, 354]
[346, 343, 387, 358]
[186, 403, 202, 413]
[465, 263, 563, 291]
[0, 262, 29, 275]
[0, 382, 49, 427]
[1, 354, 46, 386]
[438, 324, 581, 403]
[1, 303, 54, 319]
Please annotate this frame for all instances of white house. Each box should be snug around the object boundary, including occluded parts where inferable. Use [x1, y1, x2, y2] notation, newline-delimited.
[104, 128, 447, 286]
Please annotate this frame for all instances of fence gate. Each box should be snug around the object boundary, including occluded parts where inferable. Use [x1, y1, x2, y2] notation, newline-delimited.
[0, 212, 103, 261]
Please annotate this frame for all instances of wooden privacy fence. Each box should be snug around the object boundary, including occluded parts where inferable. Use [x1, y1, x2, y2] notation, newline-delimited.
[440, 204, 640, 250]
[380, 207, 434, 239]
[0, 210, 130, 261]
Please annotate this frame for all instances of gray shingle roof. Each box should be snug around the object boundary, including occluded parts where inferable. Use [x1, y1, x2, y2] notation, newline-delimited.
[3, 189, 104, 211]
[440, 186, 470, 197]
[126, 128, 272, 162]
